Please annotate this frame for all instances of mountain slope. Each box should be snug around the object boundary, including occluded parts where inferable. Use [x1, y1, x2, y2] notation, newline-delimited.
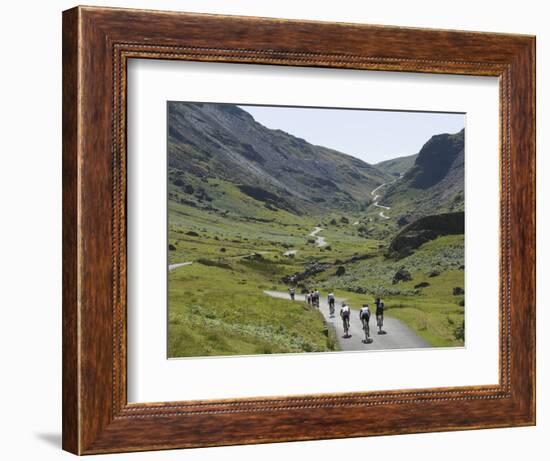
[375, 153, 418, 177]
[380, 129, 464, 221]
[168, 102, 392, 215]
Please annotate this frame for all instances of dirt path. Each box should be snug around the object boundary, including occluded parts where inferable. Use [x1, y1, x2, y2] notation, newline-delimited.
[264, 291, 429, 351]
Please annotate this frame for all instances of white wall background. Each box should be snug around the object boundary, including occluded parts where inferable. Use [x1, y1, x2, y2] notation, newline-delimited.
[0, 1, 545, 459]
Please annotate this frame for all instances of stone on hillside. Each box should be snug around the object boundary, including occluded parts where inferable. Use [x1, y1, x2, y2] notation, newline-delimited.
[428, 270, 440, 277]
[388, 211, 464, 259]
[335, 266, 346, 276]
[453, 287, 465, 296]
[414, 281, 430, 289]
[168, 243, 176, 251]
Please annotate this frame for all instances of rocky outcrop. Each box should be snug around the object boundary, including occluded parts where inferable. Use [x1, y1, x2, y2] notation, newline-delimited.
[408, 130, 465, 189]
[388, 211, 464, 259]
[381, 129, 465, 219]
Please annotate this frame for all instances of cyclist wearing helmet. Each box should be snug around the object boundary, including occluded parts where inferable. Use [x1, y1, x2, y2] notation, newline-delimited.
[340, 302, 351, 337]
[359, 304, 372, 343]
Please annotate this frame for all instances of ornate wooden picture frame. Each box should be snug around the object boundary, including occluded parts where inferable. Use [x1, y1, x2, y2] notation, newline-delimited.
[62, 5, 535, 455]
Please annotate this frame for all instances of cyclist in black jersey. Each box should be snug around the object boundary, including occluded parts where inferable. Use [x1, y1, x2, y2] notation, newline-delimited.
[327, 292, 335, 316]
[359, 304, 372, 343]
[375, 297, 385, 334]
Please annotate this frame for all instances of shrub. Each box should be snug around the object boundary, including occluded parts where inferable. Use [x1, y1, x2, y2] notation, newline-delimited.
[392, 267, 412, 284]
[414, 282, 430, 289]
[196, 258, 231, 269]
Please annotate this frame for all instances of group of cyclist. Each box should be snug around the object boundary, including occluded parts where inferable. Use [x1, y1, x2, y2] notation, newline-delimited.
[288, 287, 385, 344]
[305, 289, 321, 308]
[340, 297, 385, 343]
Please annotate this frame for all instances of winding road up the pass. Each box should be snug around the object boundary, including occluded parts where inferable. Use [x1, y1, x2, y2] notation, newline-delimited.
[264, 291, 429, 351]
[370, 175, 402, 220]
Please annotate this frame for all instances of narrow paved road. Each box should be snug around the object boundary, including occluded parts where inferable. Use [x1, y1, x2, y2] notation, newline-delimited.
[309, 226, 327, 247]
[264, 291, 429, 351]
[370, 174, 403, 220]
[168, 261, 193, 271]
[371, 183, 392, 220]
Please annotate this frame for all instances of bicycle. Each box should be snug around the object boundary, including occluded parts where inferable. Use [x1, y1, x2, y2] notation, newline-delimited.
[376, 310, 385, 334]
[362, 318, 371, 343]
[342, 315, 350, 337]
[329, 299, 335, 317]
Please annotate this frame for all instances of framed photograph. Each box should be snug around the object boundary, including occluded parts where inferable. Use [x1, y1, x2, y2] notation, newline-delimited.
[62, 6, 535, 455]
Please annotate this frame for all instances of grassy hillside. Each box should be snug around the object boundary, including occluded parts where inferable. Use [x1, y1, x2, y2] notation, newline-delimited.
[307, 235, 465, 346]
[168, 195, 465, 355]
[375, 153, 418, 177]
[169, 262, 338, 357]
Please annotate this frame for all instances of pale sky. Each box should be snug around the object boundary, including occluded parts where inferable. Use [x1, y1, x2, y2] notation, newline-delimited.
[239, 105, 465, 164]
